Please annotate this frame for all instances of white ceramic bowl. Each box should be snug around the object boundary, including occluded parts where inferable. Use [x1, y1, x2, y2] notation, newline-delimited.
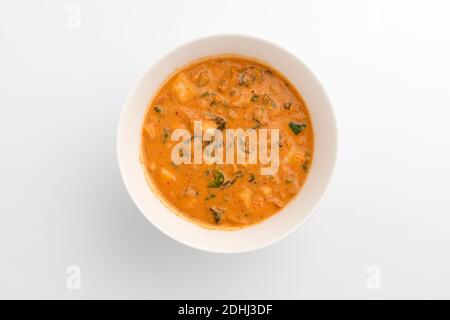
[117, 34, 337, 253]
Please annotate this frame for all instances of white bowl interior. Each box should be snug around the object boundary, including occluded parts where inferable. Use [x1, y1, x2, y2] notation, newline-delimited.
[117, 35, 337, 253]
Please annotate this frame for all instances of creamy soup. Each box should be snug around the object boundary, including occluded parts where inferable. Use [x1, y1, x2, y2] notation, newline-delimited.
[141, 55, 314, 229]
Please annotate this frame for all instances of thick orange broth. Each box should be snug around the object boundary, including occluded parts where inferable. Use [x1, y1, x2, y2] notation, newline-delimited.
[141, 55, 313, 229]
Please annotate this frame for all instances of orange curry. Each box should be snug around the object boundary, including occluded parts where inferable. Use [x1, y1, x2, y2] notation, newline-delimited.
[141, 55, 313, 229]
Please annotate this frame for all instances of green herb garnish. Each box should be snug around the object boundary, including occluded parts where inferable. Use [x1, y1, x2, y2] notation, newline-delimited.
[208, 170, 224, 188]
[289, 121, 307, 135]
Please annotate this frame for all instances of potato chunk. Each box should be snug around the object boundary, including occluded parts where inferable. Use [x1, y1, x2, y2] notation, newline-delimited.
[239, 188, 252, 209]
[265, 195, 284, 208]
[160, 167, 176, 182]
[143, 123, 155, 139]
[172, 74, 197, 103]
[148, 162, 156, 171]
[196, 72, 209, 87]
[189, 119, 217, 136]
[259, 186, 272, 196]
[184, 186, 198, 197]
[283, 149, 306, 166]
[202, 120, 217, 134]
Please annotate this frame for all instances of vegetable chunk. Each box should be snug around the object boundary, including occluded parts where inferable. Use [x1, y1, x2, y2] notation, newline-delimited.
[239, 188, 253, 209]
[172, 73, 197, 103]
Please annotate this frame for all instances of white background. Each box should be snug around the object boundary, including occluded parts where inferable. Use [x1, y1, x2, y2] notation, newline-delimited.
[1, 0, 449, 299]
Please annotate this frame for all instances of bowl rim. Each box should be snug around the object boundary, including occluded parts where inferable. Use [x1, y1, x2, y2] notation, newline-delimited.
[117, 33, 338, 253]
